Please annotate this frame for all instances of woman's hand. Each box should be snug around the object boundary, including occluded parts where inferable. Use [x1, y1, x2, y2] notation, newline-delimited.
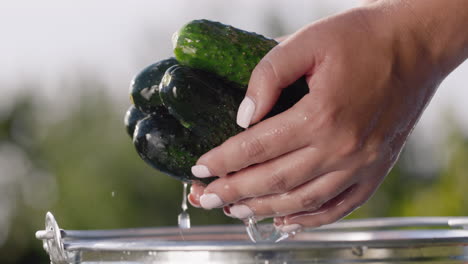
[188, 0, 467, 231]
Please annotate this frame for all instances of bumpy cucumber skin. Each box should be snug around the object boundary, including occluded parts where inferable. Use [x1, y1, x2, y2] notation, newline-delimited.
[133, 110, 214, 183]
[128, 20, 310, 184]
[159, 65, 244, 147]
[174, 19, 277, 87]
[124, 105, 147, 138]
[130, 58, 178, 114]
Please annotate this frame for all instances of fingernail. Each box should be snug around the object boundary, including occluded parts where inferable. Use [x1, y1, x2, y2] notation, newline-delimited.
[279, 224, 302, 233]
[188, 194, 201, 208]
[229, 204, 254, 219]
[200, 193, 223, 209]
[223, 206, 233, 217]
[191, 165, 212, 178]
[236, 97, 255, 128]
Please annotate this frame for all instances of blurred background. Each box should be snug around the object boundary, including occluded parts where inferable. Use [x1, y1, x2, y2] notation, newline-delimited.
[1, 1, 467, 263]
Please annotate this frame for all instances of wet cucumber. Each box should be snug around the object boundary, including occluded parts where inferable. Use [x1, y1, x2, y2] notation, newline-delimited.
[124, 105, 147, 138]
[130, 58, 178, 114]
[173, 19, 277, 87]
[133, 109, 213, 183]
[159, 65, 307, 151]
[159, 65, 244, 146]
[126, 20, 309, 184]
[173, 19, 309, 116]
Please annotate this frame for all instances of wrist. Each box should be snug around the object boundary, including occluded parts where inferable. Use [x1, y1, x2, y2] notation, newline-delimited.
[373, 0, 468, 78]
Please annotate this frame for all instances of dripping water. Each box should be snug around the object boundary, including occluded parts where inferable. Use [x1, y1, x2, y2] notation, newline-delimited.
[178, 182, 191, 229]
[176, 182, 292, 240]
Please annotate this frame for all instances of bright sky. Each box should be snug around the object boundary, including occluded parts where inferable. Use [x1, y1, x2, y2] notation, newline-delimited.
[0, 0, 467, 138]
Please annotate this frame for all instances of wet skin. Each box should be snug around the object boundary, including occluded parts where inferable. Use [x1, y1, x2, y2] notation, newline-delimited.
[188, 0, 468, 231]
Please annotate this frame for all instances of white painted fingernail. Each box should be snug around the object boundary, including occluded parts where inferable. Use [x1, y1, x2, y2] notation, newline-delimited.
[200, 193, 223, 209]
[229, 204, 254, 219]
[236, 97, 255, 128]
[279, 224, 302, 233]
[191, 165, 212, 178]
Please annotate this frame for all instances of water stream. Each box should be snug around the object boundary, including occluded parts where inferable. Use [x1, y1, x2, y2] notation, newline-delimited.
[177, 182, 191, 229]
[177, 182, 293, 242]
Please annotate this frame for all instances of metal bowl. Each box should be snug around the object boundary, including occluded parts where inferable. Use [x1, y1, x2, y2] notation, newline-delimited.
[36, 212, 468, 264]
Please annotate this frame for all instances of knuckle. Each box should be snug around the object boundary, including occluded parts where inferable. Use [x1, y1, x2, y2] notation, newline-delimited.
[268, 171, 289, 193]
[319, 214, 339, 227]
[254, 56, 282, 86]
[197, 148, 228, 177]
[227, 192, 242, 204]
[219, 181, 241, 203]
[338, 135, 363, 158]
[298, 193, 323, 211]
[301, 100, 338, 133]
[363, 149, 380, 167]
[240, 136, 267, 161]
[315, 218, 329, 227]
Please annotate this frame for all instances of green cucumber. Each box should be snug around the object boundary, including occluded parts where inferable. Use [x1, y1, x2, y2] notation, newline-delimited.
[173, 19, 277, 87]
[133, 110, 214, 183]
[124, 105, 147, 138]
[159, 64, 308, 145]
[130, 57, 178, 114]
[127, 20, 310, 184]
[159, 65, 244, 146]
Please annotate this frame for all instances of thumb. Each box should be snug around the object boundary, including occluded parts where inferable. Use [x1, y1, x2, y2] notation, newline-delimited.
[237, 32, 317, 128]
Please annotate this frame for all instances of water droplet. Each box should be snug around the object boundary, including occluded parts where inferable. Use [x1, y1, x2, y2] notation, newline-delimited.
[178, 211, 190, 229]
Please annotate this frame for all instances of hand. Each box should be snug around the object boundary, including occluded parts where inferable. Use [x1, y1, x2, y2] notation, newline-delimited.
[188, 0, 467, 231]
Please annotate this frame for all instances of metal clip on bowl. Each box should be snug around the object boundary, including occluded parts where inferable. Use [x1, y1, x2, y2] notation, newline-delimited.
[35, 212, 69, 264]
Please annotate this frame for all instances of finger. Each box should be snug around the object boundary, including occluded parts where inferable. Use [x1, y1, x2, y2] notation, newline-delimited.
[226, 169, 357, 219]
[188, 183, 205, 208]
[193, 98, 314, 178]
[239, 30, 318, 128]
[188, 194, 200, 208]
[200, 146, 328, 210]
[280, 176, 382, 230]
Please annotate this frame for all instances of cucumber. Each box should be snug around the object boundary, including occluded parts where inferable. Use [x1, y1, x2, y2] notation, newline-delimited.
[124, 105, 147, 138]
[133, 110, 214, 183]
[130, 58, 178, 114]
[159, 65, 244, 146]
[126, 21, 310, 184]
[159, 64, 308, 149]
[173, 19, 277, 87]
